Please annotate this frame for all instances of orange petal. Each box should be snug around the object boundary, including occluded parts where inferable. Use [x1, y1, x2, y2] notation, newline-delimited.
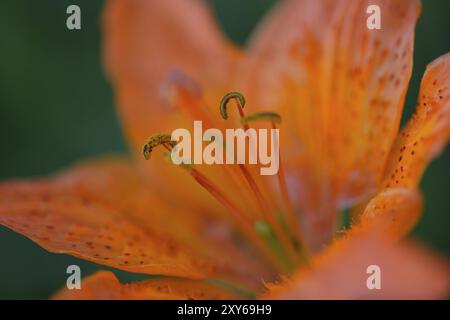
[240, 0, 421, 247]
[356, 188, 422, 237]
[103, 0, 239, 149]
[53, 271, 240, 300]
[262, 232, 450, 299]
[382, 52, 450, 189]
[102, 0, 249, 226]
[0, 157, 259, 281]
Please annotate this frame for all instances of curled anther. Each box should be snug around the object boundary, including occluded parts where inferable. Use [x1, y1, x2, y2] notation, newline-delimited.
[219, 92, 246, 120]
[143, 133, 177, 160]
[240, 112, 282, 126]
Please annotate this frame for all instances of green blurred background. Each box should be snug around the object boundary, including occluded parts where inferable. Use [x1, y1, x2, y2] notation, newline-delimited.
[0, 0, 448, 299]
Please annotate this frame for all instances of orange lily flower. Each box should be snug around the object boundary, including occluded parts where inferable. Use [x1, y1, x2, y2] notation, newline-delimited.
[1, 0, 449, 299]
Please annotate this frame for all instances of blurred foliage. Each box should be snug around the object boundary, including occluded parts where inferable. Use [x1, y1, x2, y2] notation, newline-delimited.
[0, 0, 449, 299]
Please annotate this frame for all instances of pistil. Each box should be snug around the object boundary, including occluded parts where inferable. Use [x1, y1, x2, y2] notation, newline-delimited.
[219, 94, 301, 264]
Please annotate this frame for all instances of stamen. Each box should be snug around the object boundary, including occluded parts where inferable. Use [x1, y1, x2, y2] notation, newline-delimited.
[238, 164, 299, 262]
[220, 92, 246, 120]
[239, 111, 310, 261]
[143, 133, 177, 160]
[219, 96, 300, 263]
[240, 112, 282, 126]
[142, 134, 284, 271]
[189, 168, 285, 271]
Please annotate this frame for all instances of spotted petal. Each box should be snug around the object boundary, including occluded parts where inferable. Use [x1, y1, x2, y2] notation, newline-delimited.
[53, 271, 240, 300]
[0, 157, 265, 283]
[356, 188, 422, 238]
[103, 0, 239, 148]
[102, 0, 248, 220]
[239, 0, 421, 248]
[354, 53, 450, 236]
[382, 53, 450, 190]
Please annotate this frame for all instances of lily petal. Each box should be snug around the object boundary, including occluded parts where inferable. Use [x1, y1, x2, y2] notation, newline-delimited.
[53, 271, 239, 300]
[0, 157, 259, 281]
[262, 232, 450, 299]
[102, 0, 245, 219]
[358, 188, 422, 237]
[240, 0, 421, 248]
[103, 0, 239, 148]
[382, 52, 450, 189]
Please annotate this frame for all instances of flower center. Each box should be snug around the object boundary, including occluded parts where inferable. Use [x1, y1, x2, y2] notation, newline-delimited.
[143, 87, 311, 274]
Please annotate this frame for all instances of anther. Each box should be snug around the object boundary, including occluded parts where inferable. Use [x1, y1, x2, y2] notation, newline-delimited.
[220, 92, 246, 120]
[143, 133, 177, 160]
[240, 112, 282, 126]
